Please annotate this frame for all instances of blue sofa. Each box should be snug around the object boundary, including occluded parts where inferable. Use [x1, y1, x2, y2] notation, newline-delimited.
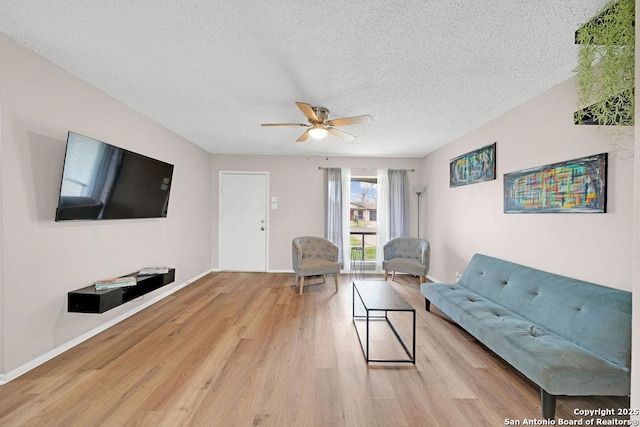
[421, 254, 631, 419]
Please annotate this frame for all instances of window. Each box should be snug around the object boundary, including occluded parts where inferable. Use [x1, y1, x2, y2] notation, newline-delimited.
[350, 177, 377, 261]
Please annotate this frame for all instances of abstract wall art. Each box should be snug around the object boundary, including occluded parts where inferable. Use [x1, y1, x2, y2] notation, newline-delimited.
[504, 153, 607, 213]
[450, 142, 496, 187]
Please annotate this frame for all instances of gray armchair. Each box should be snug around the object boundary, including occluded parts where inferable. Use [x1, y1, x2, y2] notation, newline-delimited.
[382, 237, 430, 283]
[292, 236, 340, 295]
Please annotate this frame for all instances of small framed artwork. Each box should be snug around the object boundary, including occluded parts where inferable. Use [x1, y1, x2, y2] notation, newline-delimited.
[504, 153, 607, 214]
[450, 142, 497, 187]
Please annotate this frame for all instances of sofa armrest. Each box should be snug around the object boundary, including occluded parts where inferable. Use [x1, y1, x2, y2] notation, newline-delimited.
[419, 240, 430, 271]
[292, 240, 303, 273]
[323, 241, 339, 262]
[383, 240, 396, 260]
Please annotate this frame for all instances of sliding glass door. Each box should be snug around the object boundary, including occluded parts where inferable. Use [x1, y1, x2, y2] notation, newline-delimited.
[350, 177, 378, 265]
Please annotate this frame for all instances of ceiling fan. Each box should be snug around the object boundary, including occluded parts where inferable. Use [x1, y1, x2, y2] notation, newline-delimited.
[261, 102, 372, 142]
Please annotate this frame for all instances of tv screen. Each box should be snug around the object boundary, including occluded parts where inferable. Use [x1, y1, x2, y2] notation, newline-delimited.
[55, 132, 174, 221]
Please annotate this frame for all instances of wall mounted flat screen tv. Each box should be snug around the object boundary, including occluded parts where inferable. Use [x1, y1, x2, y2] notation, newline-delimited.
[55, 132, 174, 221]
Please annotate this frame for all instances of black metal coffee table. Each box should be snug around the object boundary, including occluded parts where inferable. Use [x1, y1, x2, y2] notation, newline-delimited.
[352, 280, 416, 363]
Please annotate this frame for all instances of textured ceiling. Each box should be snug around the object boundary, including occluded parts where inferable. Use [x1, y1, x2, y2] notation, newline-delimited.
[0, 1, 608, 158]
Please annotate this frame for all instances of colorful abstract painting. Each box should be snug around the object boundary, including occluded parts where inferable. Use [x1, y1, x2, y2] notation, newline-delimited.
[450, 143, 496, 187]
[504, 153, 607, 213]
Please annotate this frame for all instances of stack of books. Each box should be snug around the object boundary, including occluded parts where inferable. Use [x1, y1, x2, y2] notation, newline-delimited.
[94, 276, 137, 290]
[138, 267, 169, 275]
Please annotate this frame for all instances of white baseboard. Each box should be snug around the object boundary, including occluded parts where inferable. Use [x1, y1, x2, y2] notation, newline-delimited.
[426, 274, 442, 283]
[0, 269, 212, 386]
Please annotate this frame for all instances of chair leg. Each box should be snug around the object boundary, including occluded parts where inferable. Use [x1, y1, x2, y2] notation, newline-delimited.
[391, 271, 396, 281]
[334, 273, 339, 292]
[384, 270, 388, 280]
[299, 276, 305, 295]
[420, 276, 426, 284]
[322, 275, 326, 283]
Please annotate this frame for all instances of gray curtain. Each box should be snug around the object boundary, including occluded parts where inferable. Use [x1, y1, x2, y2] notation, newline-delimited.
[388, 169, 409, 239]
[324, 168, 344, 264]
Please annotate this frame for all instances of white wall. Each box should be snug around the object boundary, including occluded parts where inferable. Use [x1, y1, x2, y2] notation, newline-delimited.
[630, 2, 639, 410]
[0, 61, 4, 374]
[211, 155, 423, 271]
[0, 35, 212, 374]
[421, 76, 634, 291]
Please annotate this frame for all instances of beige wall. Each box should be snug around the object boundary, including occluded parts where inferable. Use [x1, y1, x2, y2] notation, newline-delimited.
[211, 155, 423, 271]
[421, 76, 634, 291]
[0, 35, 212, 374]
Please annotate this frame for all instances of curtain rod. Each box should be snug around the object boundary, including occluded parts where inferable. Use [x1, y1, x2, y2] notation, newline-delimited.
[318, 167, 415, 172]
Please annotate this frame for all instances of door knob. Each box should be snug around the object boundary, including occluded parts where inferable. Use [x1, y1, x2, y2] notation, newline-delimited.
[260, 227, 265, 231]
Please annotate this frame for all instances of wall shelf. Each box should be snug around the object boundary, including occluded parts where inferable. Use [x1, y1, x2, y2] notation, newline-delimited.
[68, 268, 175, 314]
[574, 1, 631, 46]
[573, 1, 634, 126]
[573, 89, 634, 126]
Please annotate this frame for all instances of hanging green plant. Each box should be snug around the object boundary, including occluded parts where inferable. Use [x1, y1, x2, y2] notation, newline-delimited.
[575, 0, 634, 126]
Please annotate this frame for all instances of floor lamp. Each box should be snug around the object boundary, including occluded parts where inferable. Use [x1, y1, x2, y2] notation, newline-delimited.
[413, 185, 426, 238]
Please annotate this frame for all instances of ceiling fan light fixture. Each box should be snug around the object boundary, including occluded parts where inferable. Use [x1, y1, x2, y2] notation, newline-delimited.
[308, 125, 328, 139]
[261, 102, 372, 142]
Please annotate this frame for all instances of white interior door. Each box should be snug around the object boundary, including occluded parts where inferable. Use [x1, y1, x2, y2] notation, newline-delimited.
[219, 172, 268, 271]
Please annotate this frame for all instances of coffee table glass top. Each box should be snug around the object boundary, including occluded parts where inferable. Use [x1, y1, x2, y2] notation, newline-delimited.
[353, 280, 413, 311]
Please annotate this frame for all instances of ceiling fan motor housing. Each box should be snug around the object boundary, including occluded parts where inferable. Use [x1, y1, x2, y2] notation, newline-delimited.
[261, 101, 369, 142]
[311, 106, 329, 123]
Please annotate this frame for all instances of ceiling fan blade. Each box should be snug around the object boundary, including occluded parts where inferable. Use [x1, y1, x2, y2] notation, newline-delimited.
[327, 127, 356, 141]
[327, 115, 373, 127]
[296, 129, 311, 143]
[295, 102, 319, 122]
[261, 123, 308, 127]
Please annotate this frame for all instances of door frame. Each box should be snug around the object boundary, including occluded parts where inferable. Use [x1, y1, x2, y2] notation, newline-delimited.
[218, 170, 270, 272]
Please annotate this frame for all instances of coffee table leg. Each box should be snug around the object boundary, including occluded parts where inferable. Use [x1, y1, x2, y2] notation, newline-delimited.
[412, 310, 416, 363]
[366, 308, 370, 362]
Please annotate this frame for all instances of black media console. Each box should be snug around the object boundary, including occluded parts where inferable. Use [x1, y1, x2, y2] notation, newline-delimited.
[68, 268, 175, 314]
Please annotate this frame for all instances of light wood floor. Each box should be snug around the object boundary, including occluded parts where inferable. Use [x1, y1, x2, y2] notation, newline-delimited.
[0, 273, 627, 426]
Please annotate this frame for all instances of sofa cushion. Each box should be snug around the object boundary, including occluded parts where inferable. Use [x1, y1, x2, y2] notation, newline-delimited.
[457, 254, 631, 370]
[422, 283, 630, 396]
[296, 258, 340, 276]
[383, 258, 427, 277]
